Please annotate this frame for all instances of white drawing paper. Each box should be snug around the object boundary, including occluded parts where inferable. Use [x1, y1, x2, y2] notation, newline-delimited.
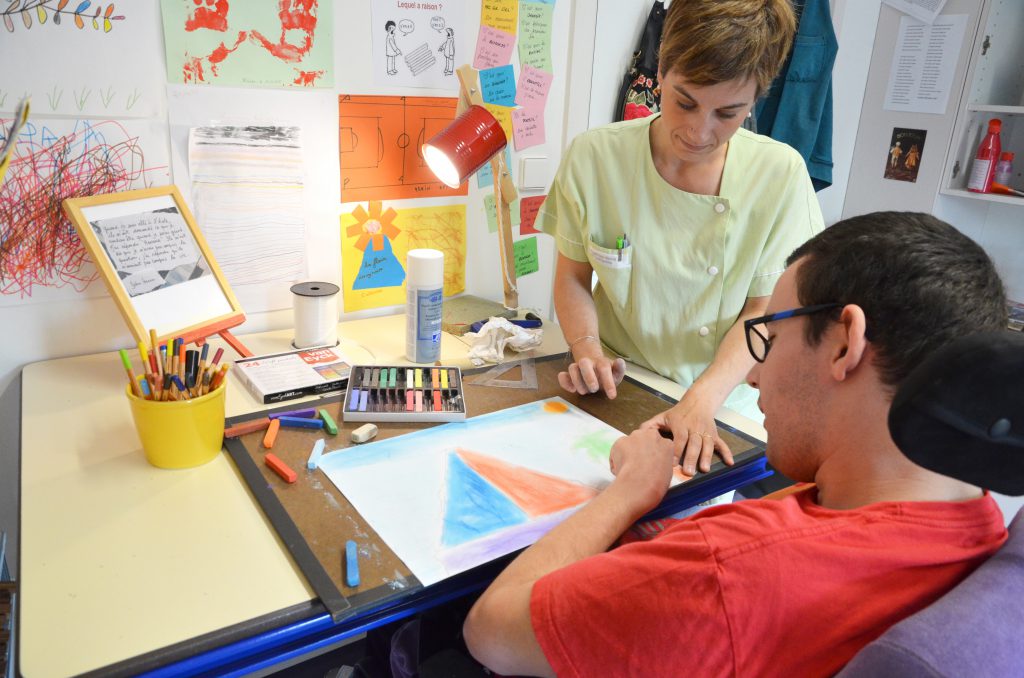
[0, 2, 165, 118]
[371, 0, 470, 90]
[318, 398, 627, 586]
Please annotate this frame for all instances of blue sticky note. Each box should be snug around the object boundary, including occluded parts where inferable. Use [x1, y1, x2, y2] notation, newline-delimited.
[477, 145, 512, 189]
[480, 64, 516, 107]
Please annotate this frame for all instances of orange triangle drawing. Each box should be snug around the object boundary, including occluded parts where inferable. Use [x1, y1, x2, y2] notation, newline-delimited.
[455, 448, 598, 518]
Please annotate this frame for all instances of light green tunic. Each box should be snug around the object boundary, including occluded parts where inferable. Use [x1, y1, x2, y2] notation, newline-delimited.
[536, 115, 823, 415]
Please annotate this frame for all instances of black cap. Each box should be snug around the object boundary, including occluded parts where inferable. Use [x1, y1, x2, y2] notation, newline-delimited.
[889, 331, 1024, 495]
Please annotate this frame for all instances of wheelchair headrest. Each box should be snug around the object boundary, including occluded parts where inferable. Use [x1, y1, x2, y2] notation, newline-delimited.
[889, 331, 1024, 496]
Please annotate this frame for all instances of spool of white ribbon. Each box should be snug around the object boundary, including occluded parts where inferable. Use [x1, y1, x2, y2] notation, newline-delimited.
[291, 281, 340, 348]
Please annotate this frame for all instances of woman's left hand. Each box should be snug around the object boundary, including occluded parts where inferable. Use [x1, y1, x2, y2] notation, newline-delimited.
[640, 396, 734, 476]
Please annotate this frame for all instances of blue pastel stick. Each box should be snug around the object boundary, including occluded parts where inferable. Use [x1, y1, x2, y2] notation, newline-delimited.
[345, 540, 360, 587]
[307, 439, 326, 470]
[358, 390, 368, 412]
[348, 388, 361, 411]
[277, 416, 325, 429]
[269, 407, 317, 420]
[138, 377, 151, 398]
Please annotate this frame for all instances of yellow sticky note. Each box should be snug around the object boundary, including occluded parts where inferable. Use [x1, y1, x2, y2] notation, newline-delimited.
[481, 0, 519, 36]
[483, 103, 514, 145]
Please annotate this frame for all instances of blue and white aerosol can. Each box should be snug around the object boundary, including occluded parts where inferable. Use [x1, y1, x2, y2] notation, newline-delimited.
[405, 249, 444, 363]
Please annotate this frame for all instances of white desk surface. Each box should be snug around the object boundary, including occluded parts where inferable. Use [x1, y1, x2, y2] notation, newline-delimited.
[19, 314, 764, 677]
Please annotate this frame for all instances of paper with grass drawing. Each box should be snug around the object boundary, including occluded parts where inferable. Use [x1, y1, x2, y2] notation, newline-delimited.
[317, 398, 623, 586]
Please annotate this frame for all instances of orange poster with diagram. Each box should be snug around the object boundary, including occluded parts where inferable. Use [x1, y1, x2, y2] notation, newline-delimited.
[339, 95, 470, 203]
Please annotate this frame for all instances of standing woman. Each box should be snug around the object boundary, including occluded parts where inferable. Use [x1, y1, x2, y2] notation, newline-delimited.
[537, 0, 822, 476]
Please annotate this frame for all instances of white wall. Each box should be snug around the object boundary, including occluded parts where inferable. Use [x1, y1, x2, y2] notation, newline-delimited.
[0, 0, 574, 576]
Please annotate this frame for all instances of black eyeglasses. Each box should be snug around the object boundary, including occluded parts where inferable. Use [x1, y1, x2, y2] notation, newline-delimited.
[744, 303, 842, 362]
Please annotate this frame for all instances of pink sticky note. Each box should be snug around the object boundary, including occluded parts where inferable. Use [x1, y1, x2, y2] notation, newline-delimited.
[512, 106, 545, 150]
[520, 195, 546, 235]
[474, 25, 516, 70]
[515, 65, 554, 109]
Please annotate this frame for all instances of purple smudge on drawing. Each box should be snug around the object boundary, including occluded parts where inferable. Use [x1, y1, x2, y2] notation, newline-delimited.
[439, 507, 579, 573]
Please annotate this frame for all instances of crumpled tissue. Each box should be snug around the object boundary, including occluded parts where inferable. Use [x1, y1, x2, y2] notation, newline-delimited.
[464, 317, 543, 365]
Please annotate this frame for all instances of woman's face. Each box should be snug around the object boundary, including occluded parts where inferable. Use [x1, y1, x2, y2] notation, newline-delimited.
[656, 69, 757, 162]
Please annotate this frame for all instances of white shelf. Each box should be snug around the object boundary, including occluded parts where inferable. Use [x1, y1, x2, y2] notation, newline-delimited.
[966, 104, 1024, 115]
[940, 187, 1024, 206]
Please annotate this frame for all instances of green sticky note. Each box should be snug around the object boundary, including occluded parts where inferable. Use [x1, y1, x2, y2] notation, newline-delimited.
[484, 193, 522, 234]
[514, 237, 539, 277]
[518, 1, 554, 72]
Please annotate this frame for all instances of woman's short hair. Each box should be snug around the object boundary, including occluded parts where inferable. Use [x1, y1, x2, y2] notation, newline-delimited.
[658, 0, 797, 95]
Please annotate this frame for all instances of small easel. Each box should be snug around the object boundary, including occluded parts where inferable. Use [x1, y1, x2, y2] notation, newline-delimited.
[456, 64, 519, 311]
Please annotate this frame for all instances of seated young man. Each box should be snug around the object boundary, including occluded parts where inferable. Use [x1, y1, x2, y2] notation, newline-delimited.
[462, 212, 1009, 677]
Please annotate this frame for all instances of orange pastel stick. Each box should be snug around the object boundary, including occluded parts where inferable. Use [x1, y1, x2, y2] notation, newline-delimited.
[224, 418, 272, 438]
[265, 453, 297, 483]
[263, 418, 281, 448]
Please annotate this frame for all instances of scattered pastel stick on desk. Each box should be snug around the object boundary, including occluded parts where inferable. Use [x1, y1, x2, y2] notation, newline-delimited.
[278, 416, 325, 429]
[269, 408, 317, 420]
[119, 349, 143, 398]
[307, 438, 326, 470]
[318, 409, 338, 435]
[265, 453, 297, 483]
[224, 418, 272, 438]
[345, 540, 360, 587]
[263, 418, 281, 448]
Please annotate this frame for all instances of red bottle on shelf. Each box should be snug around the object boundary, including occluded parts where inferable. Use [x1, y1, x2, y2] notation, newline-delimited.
[967, 118, 1002, 193]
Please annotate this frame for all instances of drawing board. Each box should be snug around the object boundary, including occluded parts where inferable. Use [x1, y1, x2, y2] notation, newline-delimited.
[62, 185, 245, 346]
[223, 355, 767, 622]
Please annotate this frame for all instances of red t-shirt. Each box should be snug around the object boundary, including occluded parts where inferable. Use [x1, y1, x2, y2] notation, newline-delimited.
[531, 487, 1006, 677]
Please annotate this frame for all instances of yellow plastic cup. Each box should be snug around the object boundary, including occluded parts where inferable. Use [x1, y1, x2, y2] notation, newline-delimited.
[126, 384, 226, 469]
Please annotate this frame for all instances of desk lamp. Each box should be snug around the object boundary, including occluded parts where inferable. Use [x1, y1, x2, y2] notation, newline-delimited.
[423, 65, 520, 316]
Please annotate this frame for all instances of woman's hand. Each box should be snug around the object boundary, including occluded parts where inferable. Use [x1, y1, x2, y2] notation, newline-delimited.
[558, 354, 627, 399]
[640, 394, 734, 476]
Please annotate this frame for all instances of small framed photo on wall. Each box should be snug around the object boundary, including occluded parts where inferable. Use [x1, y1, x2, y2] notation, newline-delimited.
[883, 127, 927, 183]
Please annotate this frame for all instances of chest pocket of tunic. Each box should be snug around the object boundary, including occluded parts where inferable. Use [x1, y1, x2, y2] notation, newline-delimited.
[587, 237, 633, 311]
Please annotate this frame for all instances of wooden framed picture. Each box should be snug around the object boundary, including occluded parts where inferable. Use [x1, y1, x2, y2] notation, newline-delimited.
[63, 185, 247, 349]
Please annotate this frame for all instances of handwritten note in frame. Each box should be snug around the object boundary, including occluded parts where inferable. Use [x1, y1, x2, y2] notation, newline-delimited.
[63, 185, 245, 347]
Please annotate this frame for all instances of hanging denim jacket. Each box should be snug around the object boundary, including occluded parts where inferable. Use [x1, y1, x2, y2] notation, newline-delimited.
[755, 0, 838, 191]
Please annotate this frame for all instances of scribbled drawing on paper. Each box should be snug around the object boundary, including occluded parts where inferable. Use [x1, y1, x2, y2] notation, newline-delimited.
[161, 0, 334, 88]
[188, 125, 307, 313]
[317, 397, 623, 586]
[371, 0, 467, 90]
[339, 95, 468, 203]
[341, 202, 465, 313]
[1, 1, 125, 33]
[0, 118, 170, 303]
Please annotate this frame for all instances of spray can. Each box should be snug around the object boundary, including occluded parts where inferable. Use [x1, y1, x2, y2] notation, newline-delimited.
[406, 249, 444, 363]
[967, 119, 1002, 193]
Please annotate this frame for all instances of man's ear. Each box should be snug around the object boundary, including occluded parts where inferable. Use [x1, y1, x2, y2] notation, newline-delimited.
[830, 304, 868, 382]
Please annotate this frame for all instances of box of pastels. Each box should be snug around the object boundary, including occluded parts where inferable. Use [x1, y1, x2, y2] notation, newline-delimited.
[342, 365, 466, 423]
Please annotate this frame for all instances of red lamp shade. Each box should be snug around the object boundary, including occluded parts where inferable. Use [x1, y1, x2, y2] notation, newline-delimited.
[423, 105, 507, 188]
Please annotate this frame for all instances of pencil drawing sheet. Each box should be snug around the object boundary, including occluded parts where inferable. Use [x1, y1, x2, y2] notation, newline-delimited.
[1, 1, 165, 118]
[317, 397, 623, 586]
[371, 0, 469, 90]
[188, 125, 307, 313]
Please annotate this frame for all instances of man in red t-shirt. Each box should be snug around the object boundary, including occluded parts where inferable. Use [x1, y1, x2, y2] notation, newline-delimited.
[462, 211, 1009, 677]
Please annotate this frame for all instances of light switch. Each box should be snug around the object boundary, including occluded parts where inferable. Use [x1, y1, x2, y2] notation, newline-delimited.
[519, 156, 553, 190]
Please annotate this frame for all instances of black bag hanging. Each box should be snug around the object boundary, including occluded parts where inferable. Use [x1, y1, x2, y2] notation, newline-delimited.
[613, 1, 666, 122]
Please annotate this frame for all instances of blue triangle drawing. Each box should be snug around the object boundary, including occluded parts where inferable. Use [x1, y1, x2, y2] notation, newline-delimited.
[353, 236, 406, 290]
[442, 452, 528, 548]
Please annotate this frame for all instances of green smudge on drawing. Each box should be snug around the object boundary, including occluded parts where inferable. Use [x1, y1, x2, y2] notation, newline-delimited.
[573, 430, 618, 462]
